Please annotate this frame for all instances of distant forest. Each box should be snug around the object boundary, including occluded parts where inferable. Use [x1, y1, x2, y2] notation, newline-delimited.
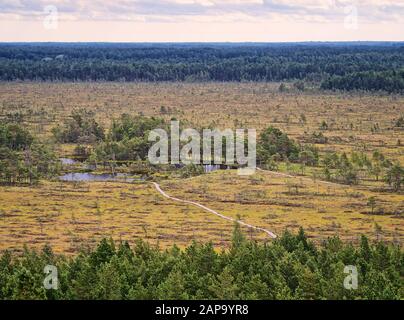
[1, 43, 404, 93]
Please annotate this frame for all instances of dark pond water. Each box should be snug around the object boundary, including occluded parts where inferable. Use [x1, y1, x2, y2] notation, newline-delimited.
[59, 173, 136, 182]
[59, 158, 229, 180]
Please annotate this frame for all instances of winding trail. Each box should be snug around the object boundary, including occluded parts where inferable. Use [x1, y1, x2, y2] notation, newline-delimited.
[152, 182, 277, 239]
[151, 167, 348, 240]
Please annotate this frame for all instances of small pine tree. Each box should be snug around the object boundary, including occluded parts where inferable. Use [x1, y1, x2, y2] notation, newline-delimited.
[367, 197, 377, 214]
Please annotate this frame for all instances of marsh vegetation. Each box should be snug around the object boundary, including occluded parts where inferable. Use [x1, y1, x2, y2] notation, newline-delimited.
[0, 82, 402, 254]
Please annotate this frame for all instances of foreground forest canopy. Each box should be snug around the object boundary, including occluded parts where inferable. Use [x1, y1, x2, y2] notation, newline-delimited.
[1, 42, 404, 93]
[0, 227, 402, 300]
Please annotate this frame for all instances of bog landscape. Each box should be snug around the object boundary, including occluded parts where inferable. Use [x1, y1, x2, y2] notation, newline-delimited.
[0, 43, 403, 300]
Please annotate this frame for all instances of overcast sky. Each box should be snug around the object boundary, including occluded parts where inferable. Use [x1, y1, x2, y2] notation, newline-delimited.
[1, 0, 403, 42]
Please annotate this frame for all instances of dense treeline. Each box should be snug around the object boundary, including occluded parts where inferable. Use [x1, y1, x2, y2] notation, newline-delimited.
[1, 43, 404, 92]
[0, 120, 60, 184]
[321, 70, 404, 93]
[0, 226, 402, 300]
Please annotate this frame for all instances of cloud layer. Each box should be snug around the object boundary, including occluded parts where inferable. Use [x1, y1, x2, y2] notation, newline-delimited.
[1, 0, 404, 23]
[1, 0, 403, 41]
